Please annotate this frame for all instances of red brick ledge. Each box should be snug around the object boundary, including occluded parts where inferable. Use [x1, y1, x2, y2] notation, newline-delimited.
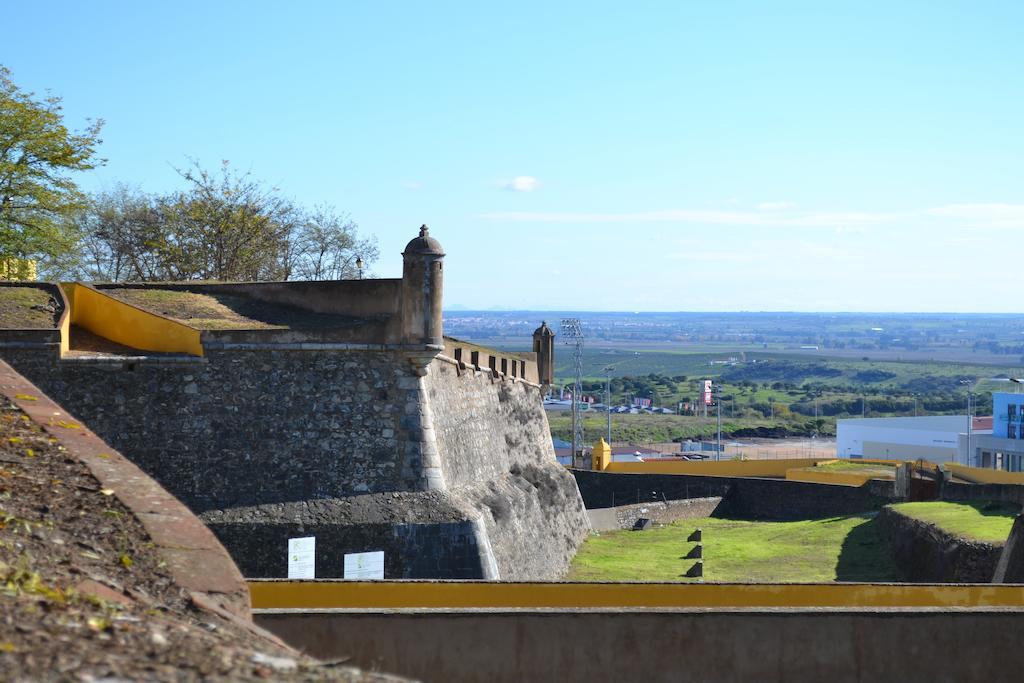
[0, 359, 251, 620]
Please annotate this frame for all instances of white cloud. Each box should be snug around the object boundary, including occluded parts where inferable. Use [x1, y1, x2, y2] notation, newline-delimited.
[480, 208, 898, 227]
[756, 201, 797, 211]
[501, 176, 540, 192]
[403, 181, 423, 191]
[926, 203, 1024, 228]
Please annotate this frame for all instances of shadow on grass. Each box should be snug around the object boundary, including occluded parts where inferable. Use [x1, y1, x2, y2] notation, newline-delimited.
[835, 514, 900, 582]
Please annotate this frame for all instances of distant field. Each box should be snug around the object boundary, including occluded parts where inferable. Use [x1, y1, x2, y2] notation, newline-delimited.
[568, 515, 898, 583]
[550, 347, 1024, 386]
[546, 413, 783, 443]
[889, 501, 1019, 543]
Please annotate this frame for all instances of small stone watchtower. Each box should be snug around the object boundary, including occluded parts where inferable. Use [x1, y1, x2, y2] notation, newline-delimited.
[532, 321, 555, 386]
[401, 225, 445, 349]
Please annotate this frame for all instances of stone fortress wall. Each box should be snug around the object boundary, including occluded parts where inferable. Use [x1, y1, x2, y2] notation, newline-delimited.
[0, 227, 589, 580]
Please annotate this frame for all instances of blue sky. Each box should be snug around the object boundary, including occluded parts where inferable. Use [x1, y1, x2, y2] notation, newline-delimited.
[5, 1, 1023, 312]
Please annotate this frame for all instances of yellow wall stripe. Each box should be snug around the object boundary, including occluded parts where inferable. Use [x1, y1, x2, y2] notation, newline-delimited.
[248, 580, 1024, 610]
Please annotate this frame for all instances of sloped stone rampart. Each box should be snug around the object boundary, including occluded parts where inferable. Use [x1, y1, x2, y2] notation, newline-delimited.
[876, 506, 1003, 582]
[425, 360, 590, 580]
[993, 515, 1024, 582]
[0, 360, 252, 620]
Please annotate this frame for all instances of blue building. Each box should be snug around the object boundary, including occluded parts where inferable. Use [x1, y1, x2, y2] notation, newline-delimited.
[973, 392, 1024, 471]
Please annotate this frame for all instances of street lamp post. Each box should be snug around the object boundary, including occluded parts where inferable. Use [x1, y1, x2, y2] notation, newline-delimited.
[715, 385, 723, 462]
[356, 255, 364, 279]
[603, 367, 613, 445]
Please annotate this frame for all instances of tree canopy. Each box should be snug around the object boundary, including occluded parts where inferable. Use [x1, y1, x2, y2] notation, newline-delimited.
[73, 162, 378, 282]
[0, 65, 104, 265]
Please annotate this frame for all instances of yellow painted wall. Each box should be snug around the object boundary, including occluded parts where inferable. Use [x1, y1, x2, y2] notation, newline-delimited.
[592, 438, 611, 471]
[947, 463, 1024, 485]
[605, 458, 828, 478]
[67, 283, 203, 357]
[248, 579, 1024, 610]
[57, 285, 71, 357]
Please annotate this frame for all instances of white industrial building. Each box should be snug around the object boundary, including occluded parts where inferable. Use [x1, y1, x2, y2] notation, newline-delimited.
[836, 415, 992, 465]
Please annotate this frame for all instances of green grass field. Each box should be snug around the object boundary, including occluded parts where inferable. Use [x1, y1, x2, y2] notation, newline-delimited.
[568, 515, 898, 583]
[889, 502, 1019, 543]
[810, 460, 899, 479]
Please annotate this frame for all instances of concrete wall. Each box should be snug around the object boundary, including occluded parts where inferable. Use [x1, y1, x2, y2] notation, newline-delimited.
[863, 440, 956, 462]
[877, 506, 1003, 582]
[603, 457, 825, 477]
[255, 608, 1024, 683]
[837, 419, 962, 462]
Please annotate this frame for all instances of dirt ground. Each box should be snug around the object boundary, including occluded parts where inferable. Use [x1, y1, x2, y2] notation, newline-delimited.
[0, 397, 402, 682]
[0, 287, 60, 329]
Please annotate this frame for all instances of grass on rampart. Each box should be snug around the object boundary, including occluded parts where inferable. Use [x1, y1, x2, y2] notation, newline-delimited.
[807, 460, 898, 480]
[0, 286, 56, 328]
[107, 288, 357, 330]
[889, 501, 1019, 543]
[568, 515, 898, 583]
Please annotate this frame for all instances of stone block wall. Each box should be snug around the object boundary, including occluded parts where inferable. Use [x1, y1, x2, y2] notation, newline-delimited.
[942, 481, 1024, 507]
[876, 506, 1003, 582]
[599, 497, 723, 531]
[572, 469, 894, 520]
[2, 348, 413, 511]
[0, 346, 589, 580]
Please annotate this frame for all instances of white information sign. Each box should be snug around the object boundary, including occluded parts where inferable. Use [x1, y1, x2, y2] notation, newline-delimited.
[287, 536, 316, 579]
[344, 550, 385, 580]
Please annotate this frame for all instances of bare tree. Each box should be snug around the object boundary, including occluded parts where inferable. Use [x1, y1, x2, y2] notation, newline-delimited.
[293, 206, 378, 280]
[71, 161, 377, 283]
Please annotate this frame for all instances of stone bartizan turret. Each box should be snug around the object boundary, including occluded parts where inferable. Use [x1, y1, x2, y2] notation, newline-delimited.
[532, 321, 555, 386]
[401, 225, 445, 349]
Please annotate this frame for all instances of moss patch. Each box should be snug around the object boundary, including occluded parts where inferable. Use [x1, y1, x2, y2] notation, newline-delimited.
[569, 514, 898, 582]
[890, 501, 1019, 543]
